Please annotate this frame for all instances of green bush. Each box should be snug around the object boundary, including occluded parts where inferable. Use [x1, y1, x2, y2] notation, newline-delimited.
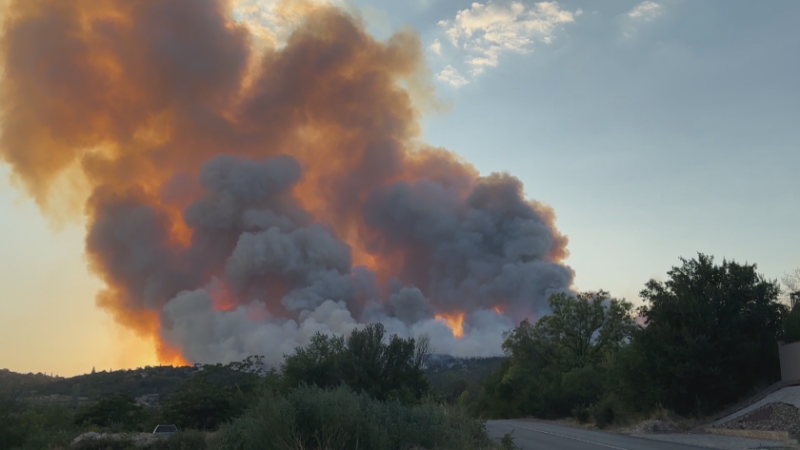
[71, 436, 136, 450]
[588, 393, 629, 428]
[209, 384, 492, 450]
[148, 430, 208, 450]
[0, 400, 82, 450]
[74, 393, 147, 430]
[70, 431, 209, 450]
[571, 405, 590, 424]
[499, 430, 521, 450]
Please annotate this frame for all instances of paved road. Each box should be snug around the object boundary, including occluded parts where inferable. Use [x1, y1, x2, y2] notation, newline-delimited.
[486, 420, 718, 450]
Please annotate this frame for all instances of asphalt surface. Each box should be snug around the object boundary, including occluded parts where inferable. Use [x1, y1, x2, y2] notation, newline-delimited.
[486, 420, 711, 450]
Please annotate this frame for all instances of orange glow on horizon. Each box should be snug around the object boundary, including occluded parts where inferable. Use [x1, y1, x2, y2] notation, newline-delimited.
[156, 339, 190, 367]
[435, 312, 465, 338]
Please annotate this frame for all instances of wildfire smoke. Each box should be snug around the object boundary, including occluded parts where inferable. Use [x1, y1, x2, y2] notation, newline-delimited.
[0, 0, 574, 366]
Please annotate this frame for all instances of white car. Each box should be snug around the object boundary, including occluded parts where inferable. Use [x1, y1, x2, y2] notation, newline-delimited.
[152, 424, 178, 436]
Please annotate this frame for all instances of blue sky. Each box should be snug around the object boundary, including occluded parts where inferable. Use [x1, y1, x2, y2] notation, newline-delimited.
[383, 0, 800, 302]
[1, 0, 798, 375]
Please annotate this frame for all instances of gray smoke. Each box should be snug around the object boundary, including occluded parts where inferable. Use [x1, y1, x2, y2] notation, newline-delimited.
[1, 0, 576, 367]
[137, 154, 574, 366]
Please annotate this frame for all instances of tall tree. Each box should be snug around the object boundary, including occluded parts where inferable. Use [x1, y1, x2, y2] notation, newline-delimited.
[477, 291, 635, 418]
[627, 253, 784, 415]
[281, 324, 431, 403]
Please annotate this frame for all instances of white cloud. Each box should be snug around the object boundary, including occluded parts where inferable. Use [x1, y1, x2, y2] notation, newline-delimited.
[628, 1, 662, 21]
[431, 1, 580, 80]
[429, 38, 443, 55]
[231, 0, 343, 46]
[623, 1, 664, 39]
[436, 65, 470, 88]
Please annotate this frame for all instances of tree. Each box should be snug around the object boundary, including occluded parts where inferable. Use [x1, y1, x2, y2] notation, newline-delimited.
[625, 253, 785, 415]
[73, 393, 146, 430]
[475, 291, 635, 419]
[281, 333, 346, 391]
[782, 268, 800, 308]
[159, 376, 246, 431]
[515, 291, 637, 368]
[159, 358, 264, 431]
[281, 324, 432, 403]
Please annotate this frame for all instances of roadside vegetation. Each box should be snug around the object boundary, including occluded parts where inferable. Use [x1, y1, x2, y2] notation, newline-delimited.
[1, 324, 497, 450]
[2, 253, 798, 448]
[466, 254, 797, 430]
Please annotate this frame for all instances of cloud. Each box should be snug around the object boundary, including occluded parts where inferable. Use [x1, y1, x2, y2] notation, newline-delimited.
[628, 1, 662, 21]
[623, 1, 664, 39]
[431, 1, 580, 83]
[232, 0, 343, 46]
[436, 65, 469, 87]
[429, 38, 442, 55]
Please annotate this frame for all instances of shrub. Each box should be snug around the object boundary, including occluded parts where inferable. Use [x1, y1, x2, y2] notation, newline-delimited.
[571, 405, 590, 424]
[74, 393, 146, 430]
[209, 384, 492, 450]
[499, 430, 521, 450]
[148, 430, 208, 450]
[588, 393, 630, 428]
[70, 431, 209, 450]
[71, 436, 136, 450]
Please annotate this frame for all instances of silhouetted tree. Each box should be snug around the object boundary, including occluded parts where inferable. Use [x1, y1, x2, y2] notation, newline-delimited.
[281, 324, 431, 403]
[74, 393, 146, 430]
[475, 291, 635, 419]
[622, 253, 785, 415]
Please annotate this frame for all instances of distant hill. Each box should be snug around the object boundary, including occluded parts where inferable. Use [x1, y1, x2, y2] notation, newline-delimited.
[1, 366, 197, 401]
[0, 368, 62, 393]
[2, 354, 505, 405]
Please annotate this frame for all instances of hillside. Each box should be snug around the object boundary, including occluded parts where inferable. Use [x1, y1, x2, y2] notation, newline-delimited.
[2, 355, 504, 404]
[1, 365, 197, 401]
[0, 368, 62, 393]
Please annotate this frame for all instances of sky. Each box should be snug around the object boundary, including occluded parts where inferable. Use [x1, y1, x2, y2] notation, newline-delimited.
[1, 0, 798, 377]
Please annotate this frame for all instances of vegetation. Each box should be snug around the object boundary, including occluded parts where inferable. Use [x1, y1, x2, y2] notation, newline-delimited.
[1, 324, 490, 450]
[158, 357, 265, 431]
[209, 384, 492, 450]
[468, 253, 790, 426]
[26, 365, 196, 400]
[2, 253, 796, 447]
[425, 356, 504, 405]
[470, 290, 636, 422]
[280, 323, 431, 404]
[73, 393, 147, 430]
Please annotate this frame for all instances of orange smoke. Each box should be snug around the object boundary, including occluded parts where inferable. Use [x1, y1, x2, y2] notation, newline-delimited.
[435, 312, 465, 339]
[0, 0, 572, 364]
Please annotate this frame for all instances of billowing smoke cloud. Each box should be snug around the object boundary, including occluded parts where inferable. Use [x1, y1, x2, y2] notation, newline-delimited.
[0, 0, 574, 366]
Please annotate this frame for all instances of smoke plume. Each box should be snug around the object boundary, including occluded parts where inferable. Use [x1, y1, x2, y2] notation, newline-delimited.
[0, 0, 574, 366]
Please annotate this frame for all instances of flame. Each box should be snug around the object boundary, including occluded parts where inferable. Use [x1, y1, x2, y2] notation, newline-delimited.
[435, 312, 465, 339]
[493, 305, 504, 315]
[165, 207, 193, 248]
[208, 282, 237, 312]
[156, 340, 190, 367]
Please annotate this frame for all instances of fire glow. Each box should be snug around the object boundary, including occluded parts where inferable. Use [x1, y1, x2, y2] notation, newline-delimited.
[0, 0, 575, 366]
[435, 313, 465, 339]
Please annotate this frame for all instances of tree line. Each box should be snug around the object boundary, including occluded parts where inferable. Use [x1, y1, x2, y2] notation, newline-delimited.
[2, 323, 497, 450]
[466, 253, 799, 426]
[3, 253, 798, 448]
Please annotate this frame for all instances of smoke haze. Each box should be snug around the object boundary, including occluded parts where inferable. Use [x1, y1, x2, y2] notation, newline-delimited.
[0, 0, 574, 366]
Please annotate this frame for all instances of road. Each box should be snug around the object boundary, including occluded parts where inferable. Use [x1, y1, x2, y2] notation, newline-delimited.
[486, 420, 711, 450]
